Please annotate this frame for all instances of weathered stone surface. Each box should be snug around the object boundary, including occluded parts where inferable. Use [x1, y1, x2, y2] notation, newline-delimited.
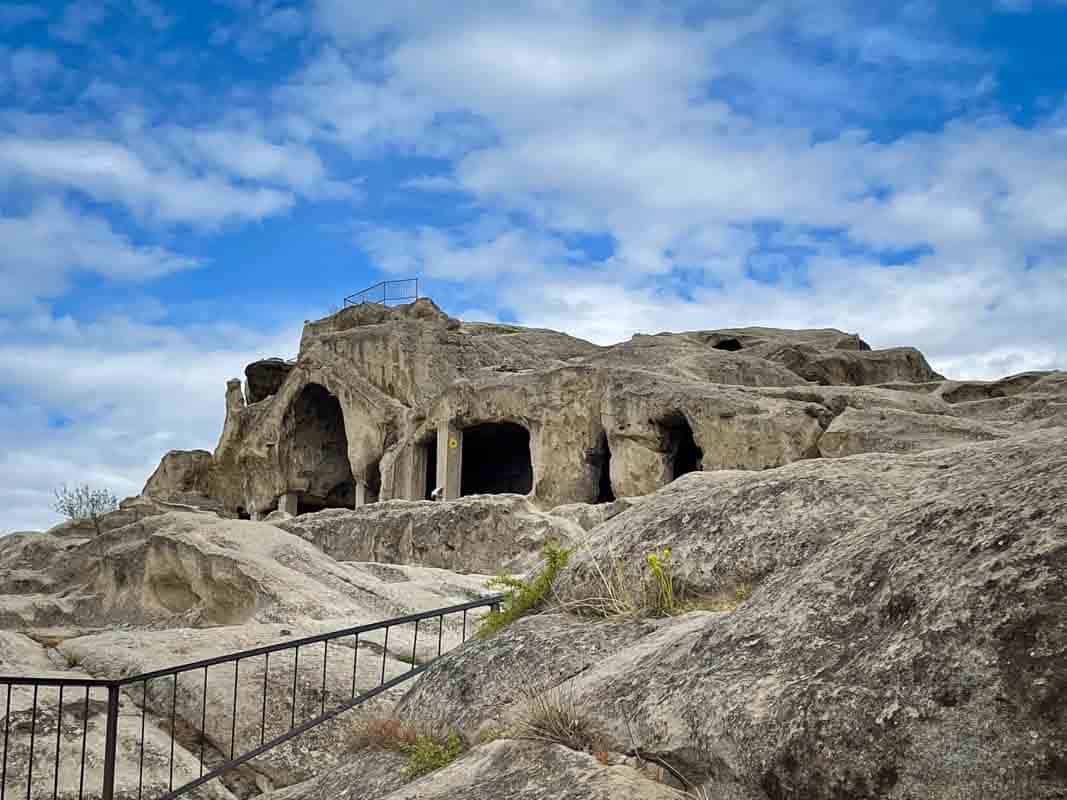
[246, 358, 297, 405]
[152, 300, 975, 517]
[56, 625, 412, 793]
[0, 512, 493, 632]
[277, 496, 583, 574]
[400, 430, 1067, 799]
[143, 449, 217, 507]
[262, 747, 408, 800]
[0, 513, 499, 798]
[268, 740, 687, 800]
[817, 406, 1011, 457]
[546, 498, 645, 532]
[0, 688, 237, 800]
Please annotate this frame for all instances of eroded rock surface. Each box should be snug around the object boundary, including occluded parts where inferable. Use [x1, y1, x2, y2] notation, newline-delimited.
[145, 300, 1024, 518]
[400, 430, 1067, 799]
[277, 495, 582, 573]
[267, 740, 688, 800]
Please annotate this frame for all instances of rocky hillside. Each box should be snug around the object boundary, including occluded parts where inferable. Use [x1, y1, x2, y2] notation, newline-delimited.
[2, 313, 1065, 799]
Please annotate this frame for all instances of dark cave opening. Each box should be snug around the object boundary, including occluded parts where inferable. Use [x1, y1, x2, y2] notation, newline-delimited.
[661, 413, 703, 481]
[419, 435, 438, 499]
[713, 337, 743, 352]
[461, 422, 533, 496]
[592, 431, 615, 504]
[284, 383, 355, 515]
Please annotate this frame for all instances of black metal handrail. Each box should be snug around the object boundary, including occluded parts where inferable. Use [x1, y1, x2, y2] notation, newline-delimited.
[0, 594, 502, 800]
[343, 278, 419, 308]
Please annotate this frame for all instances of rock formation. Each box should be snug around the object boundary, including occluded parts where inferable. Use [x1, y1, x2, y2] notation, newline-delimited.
[3, 302, 1066, 799]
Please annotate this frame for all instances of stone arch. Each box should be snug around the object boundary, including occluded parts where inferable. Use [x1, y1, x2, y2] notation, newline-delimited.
[461, 421, 533, 496]
[280, 382, 355, 513]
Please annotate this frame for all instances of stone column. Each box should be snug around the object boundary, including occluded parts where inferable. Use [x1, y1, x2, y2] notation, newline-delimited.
[278, 492, 299, 516]
[354, 479, 367, 507]
[436, 421, 463, 500]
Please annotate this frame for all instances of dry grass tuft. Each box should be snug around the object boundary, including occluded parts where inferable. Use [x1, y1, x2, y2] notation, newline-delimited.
[512, 685, 608, 755]
[562, 545, 755, 619]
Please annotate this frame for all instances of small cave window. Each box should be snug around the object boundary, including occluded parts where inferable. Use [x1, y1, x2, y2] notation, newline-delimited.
[461, 422, 533, 496]
[713, 337, 743, 352]
[236, 506, 251, 521]
[660, 413, 703, 481]
[591, 432, 615, 504]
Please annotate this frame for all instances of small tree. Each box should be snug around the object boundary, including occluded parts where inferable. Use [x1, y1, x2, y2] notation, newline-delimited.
[53, 484, 118, 535]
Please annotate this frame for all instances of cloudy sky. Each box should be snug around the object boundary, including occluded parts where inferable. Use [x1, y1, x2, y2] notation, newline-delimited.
[2, 0, 1066, 531]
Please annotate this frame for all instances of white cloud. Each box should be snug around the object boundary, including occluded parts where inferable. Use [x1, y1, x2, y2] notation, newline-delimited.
[0, 200, 200, 308]
[295, 2, 1067, 379]
[0, 134, 296, 226]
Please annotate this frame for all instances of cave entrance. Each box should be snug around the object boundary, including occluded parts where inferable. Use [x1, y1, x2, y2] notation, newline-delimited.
[660, 413, 702, 482]
[591, 432, 615, 504]
[713, 337, 743, 352]
[284, 383, 355, 515]
[416, 434, 438, 500]
[461, 422, 533, 496]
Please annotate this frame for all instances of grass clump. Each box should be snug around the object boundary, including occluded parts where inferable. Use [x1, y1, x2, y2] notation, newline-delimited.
[478, 542, 572, 637]
[513, 685, 607, 755]
[566, 545, 754, 619]
[351, 719, 467, 781]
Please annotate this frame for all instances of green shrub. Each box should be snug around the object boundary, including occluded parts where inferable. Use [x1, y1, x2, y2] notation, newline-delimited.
[403, 731, 465, 779]
[645, 547, 677, 615]
[478, 542, 573, 637]
[350, 719, 466, 780]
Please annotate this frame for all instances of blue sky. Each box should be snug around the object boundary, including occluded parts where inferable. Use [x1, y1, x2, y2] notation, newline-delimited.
[1, 0, 1066, 530]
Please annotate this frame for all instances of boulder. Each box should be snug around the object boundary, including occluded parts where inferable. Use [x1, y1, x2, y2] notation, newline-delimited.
[277, 496, 583, 574]
[0, 512, 493, 633]
[246, 359, 297, 405]
[143, 449, 217, 507]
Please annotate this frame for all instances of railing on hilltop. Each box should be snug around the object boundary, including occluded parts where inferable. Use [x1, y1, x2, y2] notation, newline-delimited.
[343, 279, 419, 308]
[0, 594, 502, 800]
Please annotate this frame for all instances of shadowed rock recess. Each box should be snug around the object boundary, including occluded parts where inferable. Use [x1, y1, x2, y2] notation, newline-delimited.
[4, 301, 1065, 799]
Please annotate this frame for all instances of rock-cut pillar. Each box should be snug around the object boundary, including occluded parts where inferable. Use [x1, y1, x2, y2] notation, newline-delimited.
[436, 421, 463, 500]
[278, 492, 299, 516]
[354, 480, 367, 507]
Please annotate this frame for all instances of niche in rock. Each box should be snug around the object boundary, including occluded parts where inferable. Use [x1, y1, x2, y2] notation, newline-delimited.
[461, 422, 533, 496]
[660, 412, 703, 482]
[713, 337, 743, 352]
[417, 434, 438, 499]
[283, 383, 355, 515]
[591, 432, 615, 504]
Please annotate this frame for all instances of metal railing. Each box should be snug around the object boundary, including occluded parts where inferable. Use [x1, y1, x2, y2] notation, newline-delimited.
[0, 594, 501, 800]
[343, 278, 419, 308]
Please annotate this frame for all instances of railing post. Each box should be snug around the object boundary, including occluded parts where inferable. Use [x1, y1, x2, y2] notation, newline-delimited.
[101, 684, 120, 800]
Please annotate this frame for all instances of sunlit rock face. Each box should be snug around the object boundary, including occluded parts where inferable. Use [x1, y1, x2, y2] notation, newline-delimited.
[140, 297, 1067, 523]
